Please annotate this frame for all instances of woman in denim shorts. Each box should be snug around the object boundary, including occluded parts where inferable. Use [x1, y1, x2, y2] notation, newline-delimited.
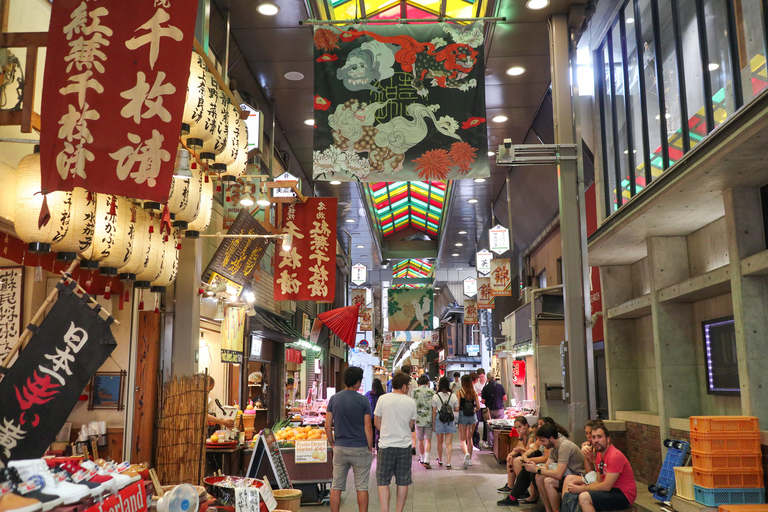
[431, 377, 459, 468]
[456, 374, 479, 469]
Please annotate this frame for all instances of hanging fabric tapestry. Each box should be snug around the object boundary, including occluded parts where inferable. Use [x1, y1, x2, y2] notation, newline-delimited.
[313, 23, 488, 182]
[490, 258, 512, 297]
[387, 288, 433, 331]
[477, 276, 495, 309]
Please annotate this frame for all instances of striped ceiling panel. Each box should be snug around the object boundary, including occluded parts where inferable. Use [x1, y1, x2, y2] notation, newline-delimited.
[368, 181, 447, 237]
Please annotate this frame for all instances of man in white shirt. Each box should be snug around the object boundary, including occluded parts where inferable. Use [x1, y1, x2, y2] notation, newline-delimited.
[473, 369, 486, 448]
[400, 364, 419, 454]
[374, 373, 417, 512]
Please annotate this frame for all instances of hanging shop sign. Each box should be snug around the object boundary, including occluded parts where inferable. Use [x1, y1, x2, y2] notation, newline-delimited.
[221, 306, 245, 364]
[476, 249, 492, 275]
[273, 172, 301, 198]
[490, 259, 512, 297]
[0, 281, 116, 463]
[0, 267, 24, 362]
[463, 276, 477, 297]
[223, 177, 268, 230]
[489, 225, 510, 255]
[351, 263, 367, 285]
[512, 360, 526, 384]
[273, 198, 338, 302]
[39, 0, 198, 203]
[477, 276, 495, 309]
[383, 331, 393, 346]
[351, 289, 367, 315]
[360, 308, 373, 331]
[431, 331, 440, 346]
[302, 313, 312, 338]
[203, 210, 271, 291]
[464, 299, 478, 325]
[466, 344, 480, 356]
[445, 324, 455, 357]
[388, 288, 433, 331]
[240, 103, 265, 152]
[312, 23, 488, 182]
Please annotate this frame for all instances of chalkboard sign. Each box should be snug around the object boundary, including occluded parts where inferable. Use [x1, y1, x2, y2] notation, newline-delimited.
[246, 428, 292, 489]
[702, 317, 739, 395]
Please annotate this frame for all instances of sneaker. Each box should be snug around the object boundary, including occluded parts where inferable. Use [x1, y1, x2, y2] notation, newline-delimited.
[49, 467, 104, 499]
[463, 454, 470, 469]
[8, 460, 90, 505]
[94, 461, 141, 485]
[79, 462, 131, 491]
[58, 462, 116, 495]
[0, 468, 63, 512]
[0, 493, 42, 512]
[496, 496, 519, 506]
[468, 459, 473, 466]
[436, 459, 442, 466]
[497, 485, 512, 494]
[423, 460, 431, 469]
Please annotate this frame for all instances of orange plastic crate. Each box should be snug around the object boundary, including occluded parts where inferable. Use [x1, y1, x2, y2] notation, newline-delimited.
[690, 431, 761, 453]
[692, 450, 764, 471]
[719, 506, 768, 511]
[693, 467, 765, 488]
[690, 416, 760, 434]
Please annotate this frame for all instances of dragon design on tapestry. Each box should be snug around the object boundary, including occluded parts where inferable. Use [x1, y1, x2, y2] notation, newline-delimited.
[313, 22, 488, 182]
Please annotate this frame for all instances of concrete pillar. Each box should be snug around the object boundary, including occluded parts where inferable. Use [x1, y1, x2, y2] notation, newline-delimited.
[647, 237, 700, 442]
[723, 188, 768, 424]
[550, 13, 591, 440]
[171, 237, 203, 376]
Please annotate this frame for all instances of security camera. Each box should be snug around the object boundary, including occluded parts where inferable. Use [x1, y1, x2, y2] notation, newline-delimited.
[503, 138, 512, 149]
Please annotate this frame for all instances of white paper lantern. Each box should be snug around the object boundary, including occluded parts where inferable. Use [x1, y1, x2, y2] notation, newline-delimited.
[135, 216, 165, 286]
[184, 53, 215, 149]
[229, 118, 249, 177]
[170, 161, 203, 226]
[118, 208, 150, 280]
[185, 168, 213, 237]
[206, 90, 230, 158]
[194, 73, 222, 162]
[51, 187, 96, 260]
[218, 100, 240, 168]
[80, 195, 133, 274]
[14, 151, 72, 253]
[151, 226, 180, 292]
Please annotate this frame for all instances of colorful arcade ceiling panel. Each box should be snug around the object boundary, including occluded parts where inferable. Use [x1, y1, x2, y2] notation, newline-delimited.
[369, 181, 446, 237]
[393, 258, 433, 278]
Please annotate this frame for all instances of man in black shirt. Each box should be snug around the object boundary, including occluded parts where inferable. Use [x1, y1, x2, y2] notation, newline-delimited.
[481, 373, 507, 449]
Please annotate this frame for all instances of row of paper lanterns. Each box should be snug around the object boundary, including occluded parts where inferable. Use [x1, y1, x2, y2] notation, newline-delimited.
[12, 50, 249, 292]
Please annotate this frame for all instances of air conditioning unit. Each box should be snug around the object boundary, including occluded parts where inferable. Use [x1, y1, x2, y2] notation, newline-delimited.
[279, 300, 296, 314]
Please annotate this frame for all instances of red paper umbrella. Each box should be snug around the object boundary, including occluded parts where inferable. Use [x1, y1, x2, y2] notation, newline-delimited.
[318, 303, 361, 348]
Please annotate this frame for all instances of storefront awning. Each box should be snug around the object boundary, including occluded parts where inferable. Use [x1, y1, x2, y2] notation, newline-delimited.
[250, 306, 304, 344]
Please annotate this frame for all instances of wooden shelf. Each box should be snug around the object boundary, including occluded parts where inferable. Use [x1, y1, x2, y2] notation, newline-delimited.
[607, 294, 652, 319]
[742, 249, 768, 276]
[658, 266, 731, 303]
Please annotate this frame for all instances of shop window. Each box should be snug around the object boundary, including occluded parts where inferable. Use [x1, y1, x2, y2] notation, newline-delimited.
[639, 0, 668, 180]
[611, 22, 633, 203]
[734, 0, 768, 102]
[677, 0, 708, 144]
[625, 2, 647, 193]
[702, 316, 740, 395]
[659, 0, 686, 163]
[599, 43, 620, 211]
[704, 0, 739, 126]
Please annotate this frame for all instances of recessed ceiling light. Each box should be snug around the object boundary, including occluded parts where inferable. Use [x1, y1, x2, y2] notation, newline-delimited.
[330, 180, 341, 185]
[458, 230, 467, 234]
[452, 253, 460, 257]
[708, 62, 719, 71]
[462, 216, 472, 220]
[655, 113, 672, 120]
[474, 178, 486, 183]
[284, 71, 304, 81]
[526, 0, 549, 9]
[492, 115, 508, 123]
[356, 245, 365, 248]
[304, 119, 314, 126]
[257, 2, 280, 15]
[506, 66, 526, 76]
[626, 17, 635, 23]
[345, 219, 356, 223]
[455, 242, 463, 247]
[467, 198, 478, 204]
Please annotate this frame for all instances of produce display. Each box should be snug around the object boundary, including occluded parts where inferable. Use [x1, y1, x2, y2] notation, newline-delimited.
[274, 425, 327, 447]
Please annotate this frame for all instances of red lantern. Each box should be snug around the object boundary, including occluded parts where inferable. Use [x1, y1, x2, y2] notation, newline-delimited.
[512, 360, 526, 384]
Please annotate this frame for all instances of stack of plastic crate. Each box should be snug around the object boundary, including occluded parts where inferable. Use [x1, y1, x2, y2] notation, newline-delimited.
[690, 416, 765, 507]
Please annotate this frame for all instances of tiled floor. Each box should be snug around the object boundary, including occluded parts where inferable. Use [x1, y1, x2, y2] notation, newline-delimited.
[300, 437, 545, 512]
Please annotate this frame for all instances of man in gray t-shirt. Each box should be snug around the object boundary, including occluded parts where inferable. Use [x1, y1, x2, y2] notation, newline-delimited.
[524, 423, 585, 512]
[325, 367, 373, 512]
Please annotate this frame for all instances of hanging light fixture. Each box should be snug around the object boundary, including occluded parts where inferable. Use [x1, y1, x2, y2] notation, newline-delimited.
[118, 207, 150, 281]
[213, 301, 225, 321]
[183, 52, 215, 150]
[184, 166, 213, 238]
[197, 73, 222, 163]
[50, 188, 96, 261]
[281, 231, 293, 252]
[173, 147, 193, 180]
[169, 160, 203, 229]
[256, 182, 270, 207]
[239, 192, 255, 207]
[134, 216, 165, 288]
[219, 100, 241, 181]
[14, 148, 72, 254]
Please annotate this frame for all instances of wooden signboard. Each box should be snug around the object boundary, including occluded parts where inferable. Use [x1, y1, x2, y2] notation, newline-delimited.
[246, 428, 292, 489]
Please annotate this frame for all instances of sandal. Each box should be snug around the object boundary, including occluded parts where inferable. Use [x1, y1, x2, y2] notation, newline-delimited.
[518, 498, 538, 505]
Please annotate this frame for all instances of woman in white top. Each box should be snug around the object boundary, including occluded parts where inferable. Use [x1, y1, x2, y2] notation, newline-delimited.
[431, 376, 460, 468]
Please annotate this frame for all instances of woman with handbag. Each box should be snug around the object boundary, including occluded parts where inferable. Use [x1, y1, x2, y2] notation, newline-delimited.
[431, 376, 459, 468]
[456, 374, 479, 469]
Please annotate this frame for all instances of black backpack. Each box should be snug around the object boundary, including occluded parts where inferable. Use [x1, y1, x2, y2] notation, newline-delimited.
[437, 393, 454, 424]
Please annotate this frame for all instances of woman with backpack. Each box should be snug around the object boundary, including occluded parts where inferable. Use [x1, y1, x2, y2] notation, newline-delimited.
[456, 374, 479, 469]
[431, 376, 459, 468]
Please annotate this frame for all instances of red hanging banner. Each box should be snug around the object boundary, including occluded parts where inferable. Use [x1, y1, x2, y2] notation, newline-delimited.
[274, 198, 338, 302]
[39, 0, 198, 203]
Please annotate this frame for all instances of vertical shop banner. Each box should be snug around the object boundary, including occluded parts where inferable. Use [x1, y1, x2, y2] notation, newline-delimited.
[476, 249, 492, 275]
[273, 198, 338, 302]
[351, 289, 367, 315]
[221, 306, 245, 364]
[360, 308, 373, 331]
[312, 23, 488, 182]
[445, 323, 455, 357]
[490, 259, 512, 297]
[39, 0, 198, 203]
[477, 276, 495, 309]
[464, 299, 478, 325]
[388, 288, 433, 331]
[0, 281, 116, 463]
[0, 267, 23, 361]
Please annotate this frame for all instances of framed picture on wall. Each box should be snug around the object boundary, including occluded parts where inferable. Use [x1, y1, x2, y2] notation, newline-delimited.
[88, 371, 127, 411]
[702, 317, 739, 395]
